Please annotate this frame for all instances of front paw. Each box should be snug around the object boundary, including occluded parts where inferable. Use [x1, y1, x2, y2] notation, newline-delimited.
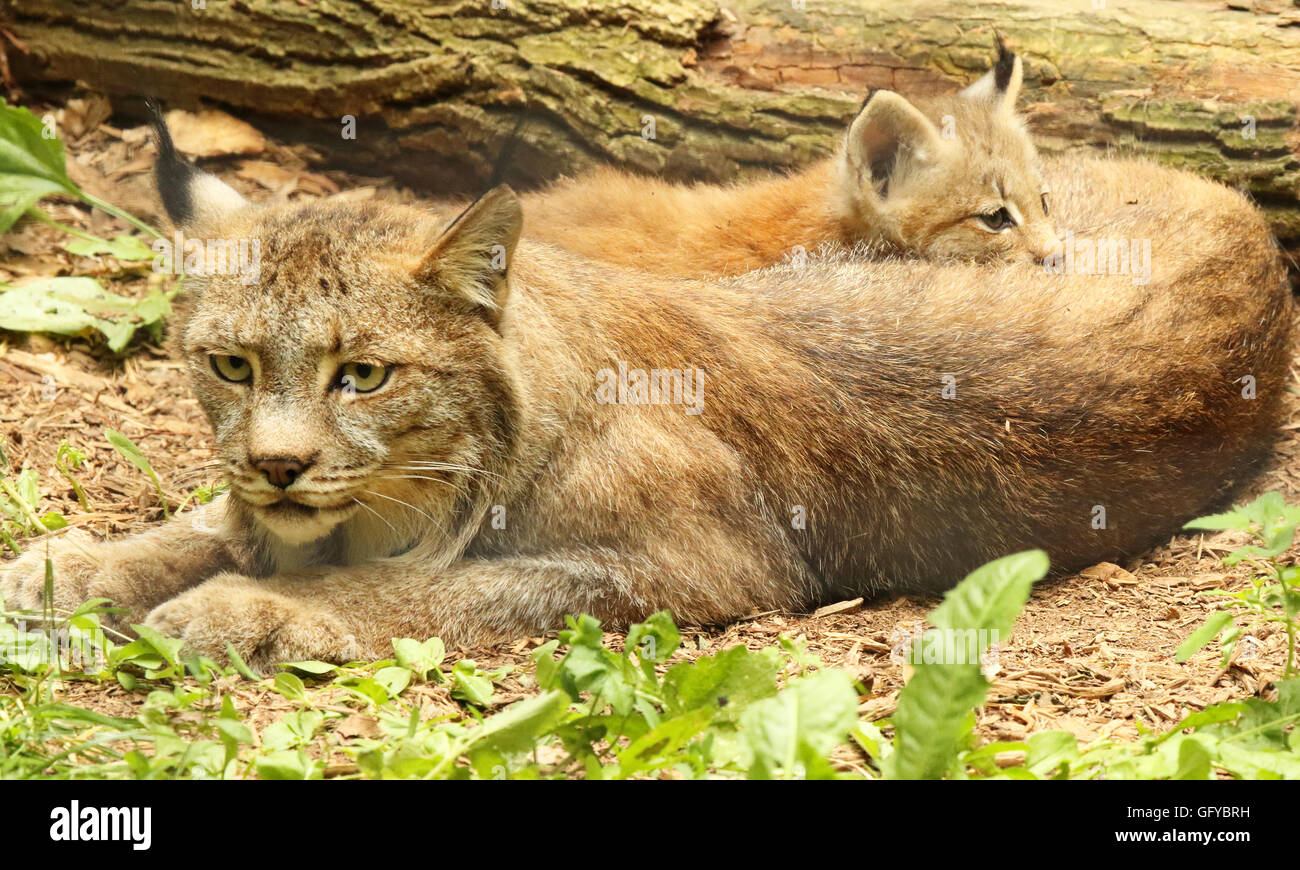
[144, 574, 365, 670]
[0, 531, 101, 617]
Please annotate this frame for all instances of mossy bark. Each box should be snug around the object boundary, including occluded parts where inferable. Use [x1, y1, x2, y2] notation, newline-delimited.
[6, 0, 1300, 252]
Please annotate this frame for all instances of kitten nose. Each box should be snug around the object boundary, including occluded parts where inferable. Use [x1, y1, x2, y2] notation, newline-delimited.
[253, 457, 312, 489]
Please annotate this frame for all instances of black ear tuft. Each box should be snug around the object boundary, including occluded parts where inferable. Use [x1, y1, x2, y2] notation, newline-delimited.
[486, 111, 530, 190]
[146, 98, 198, 227]
[993, 36, 1015, 92]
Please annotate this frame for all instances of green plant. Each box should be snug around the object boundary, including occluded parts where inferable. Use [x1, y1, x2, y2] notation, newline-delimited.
[881, 550, 1048, 779]
[0, 467, 66, 554]
[0, 99, 157, 238]
[104, 428, 169, 518]
[54, 441, 91, 511]
[2, 549, 1297, 779]
[1180, 491, 1300, 679]
[0, 100, 171, 351]
[0, 276, 172, 352]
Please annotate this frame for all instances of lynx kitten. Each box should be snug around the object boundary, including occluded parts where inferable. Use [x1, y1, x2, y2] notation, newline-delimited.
[523, 41, 1060, 276]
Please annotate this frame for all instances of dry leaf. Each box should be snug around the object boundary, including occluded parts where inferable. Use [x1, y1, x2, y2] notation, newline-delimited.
[59, 95, 113, 141]
[236, 159, 299, 190]
[164, 108, 266, 158]
[1079, 562, 1139, 585]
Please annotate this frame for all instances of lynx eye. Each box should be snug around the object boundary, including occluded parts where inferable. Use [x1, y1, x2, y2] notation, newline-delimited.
[210, 354, 252, 383]
[977, 207, 1015, 233]
[1041, 193, 1050, 216]
[336, 362, 391, 394]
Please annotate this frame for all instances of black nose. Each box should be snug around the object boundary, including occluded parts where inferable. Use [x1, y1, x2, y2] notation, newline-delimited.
[253, 457, 311, 489]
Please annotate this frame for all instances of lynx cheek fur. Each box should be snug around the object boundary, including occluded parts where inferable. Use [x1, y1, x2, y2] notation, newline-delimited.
[522, 41, 1059, 277]
[0, 129, 1288, 668]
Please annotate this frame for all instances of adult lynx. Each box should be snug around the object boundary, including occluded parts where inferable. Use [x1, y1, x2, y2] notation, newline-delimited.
[0, 121, 1288, 667]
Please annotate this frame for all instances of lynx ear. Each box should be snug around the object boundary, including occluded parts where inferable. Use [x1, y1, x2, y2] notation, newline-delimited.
[960, 38, 1023, 115]
[843, 90, 944, 199]
[414, 185, 523, 330]
[147, 99, 248, 230]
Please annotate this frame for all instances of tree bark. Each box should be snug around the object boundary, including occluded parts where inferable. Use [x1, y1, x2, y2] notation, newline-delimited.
[5, 0, 1300, 254]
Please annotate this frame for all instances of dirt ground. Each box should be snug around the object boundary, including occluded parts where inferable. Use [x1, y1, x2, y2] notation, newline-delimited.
[2, 91, 1297, 747]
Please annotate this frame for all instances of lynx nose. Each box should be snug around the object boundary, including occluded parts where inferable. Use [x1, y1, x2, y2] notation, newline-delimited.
[253, 457, 312, 489]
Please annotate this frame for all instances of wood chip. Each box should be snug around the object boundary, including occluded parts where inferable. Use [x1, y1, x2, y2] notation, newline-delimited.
[812, 598, 864, 618]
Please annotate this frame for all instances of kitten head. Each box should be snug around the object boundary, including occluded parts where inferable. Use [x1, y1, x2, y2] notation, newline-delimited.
[151, 107, 522, 551]
[833, 41, 1059, 263]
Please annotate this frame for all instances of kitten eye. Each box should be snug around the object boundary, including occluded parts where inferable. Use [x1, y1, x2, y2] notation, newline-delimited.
[1041, 193, 1050, 216]
[977, 207, 1015, 233]
[210, 354, 252, 383]
[336, 362, 391, 394]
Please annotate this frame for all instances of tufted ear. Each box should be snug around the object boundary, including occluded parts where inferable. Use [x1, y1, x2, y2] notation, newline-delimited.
[842, 90, 944, 199]
[414, 185, 523, 330]
[960, 38, 1023, 115]
[147, 99, 249, 230]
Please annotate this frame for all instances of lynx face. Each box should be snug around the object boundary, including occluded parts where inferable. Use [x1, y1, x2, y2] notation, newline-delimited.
[179, 198, 518, 548]
[835, 44, 1059, 263]
[152, 113, 523, 550]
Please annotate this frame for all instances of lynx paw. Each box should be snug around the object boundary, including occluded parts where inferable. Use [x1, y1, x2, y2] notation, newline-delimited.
[143, 574, 364, 670]
[0, 531, 103, 617]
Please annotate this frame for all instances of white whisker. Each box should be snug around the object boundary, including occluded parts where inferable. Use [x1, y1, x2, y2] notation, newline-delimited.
[351, 497, 399, 536]
[361, 489, 437, 523]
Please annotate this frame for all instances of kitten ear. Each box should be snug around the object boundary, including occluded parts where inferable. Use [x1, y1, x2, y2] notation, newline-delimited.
[842, 90, 944, 199]
[960, 38, 1023, 115]
[147, 99, 248, 230]
[414, 185, 523, 330]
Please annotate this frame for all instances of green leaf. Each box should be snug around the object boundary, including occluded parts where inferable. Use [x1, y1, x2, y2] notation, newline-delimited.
[1025, 730, 1078, 778]
[469, 690, 571, 757]
[0, 278, 171, 352]
[1175, 611, 1235, 663]
[0, 101, 77, 233]
[1172, 738, 1213, 780]
[38, 511, 66, 531]
[451, 660, 495, 706]
[272, 672, 307, 703]
[740, 668, 858, 779]
[279, 660, 337, 676]
[0, 101, 76, 190]
[662, 644, 780, 715]
[393, 637, 445, 682]
[214, 718, 254, 746]
[64, 233, 156, 261]
[885, 550, 1049, 780]
[1153, 701, 1250, 745]
[105, 427, 169, 517]
[617, 707, 714, 777]
[373, 666, 412, 697]
[0, 100, 158, 238]
[1185, 491, 1300, 562]
[929, 550, 1049, 636]
[255, 749, 320, 780]
[129, 623, 185, 667]
[226, 642, 262, 681]
[625, 610, 682, 668]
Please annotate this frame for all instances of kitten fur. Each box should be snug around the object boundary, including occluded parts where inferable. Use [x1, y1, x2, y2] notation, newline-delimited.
[0, 135, 1288, 667]
[520, 41, 1060, 277]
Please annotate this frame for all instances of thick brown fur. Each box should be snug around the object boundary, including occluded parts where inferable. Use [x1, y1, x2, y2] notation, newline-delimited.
[1, 155, 1289, 668]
